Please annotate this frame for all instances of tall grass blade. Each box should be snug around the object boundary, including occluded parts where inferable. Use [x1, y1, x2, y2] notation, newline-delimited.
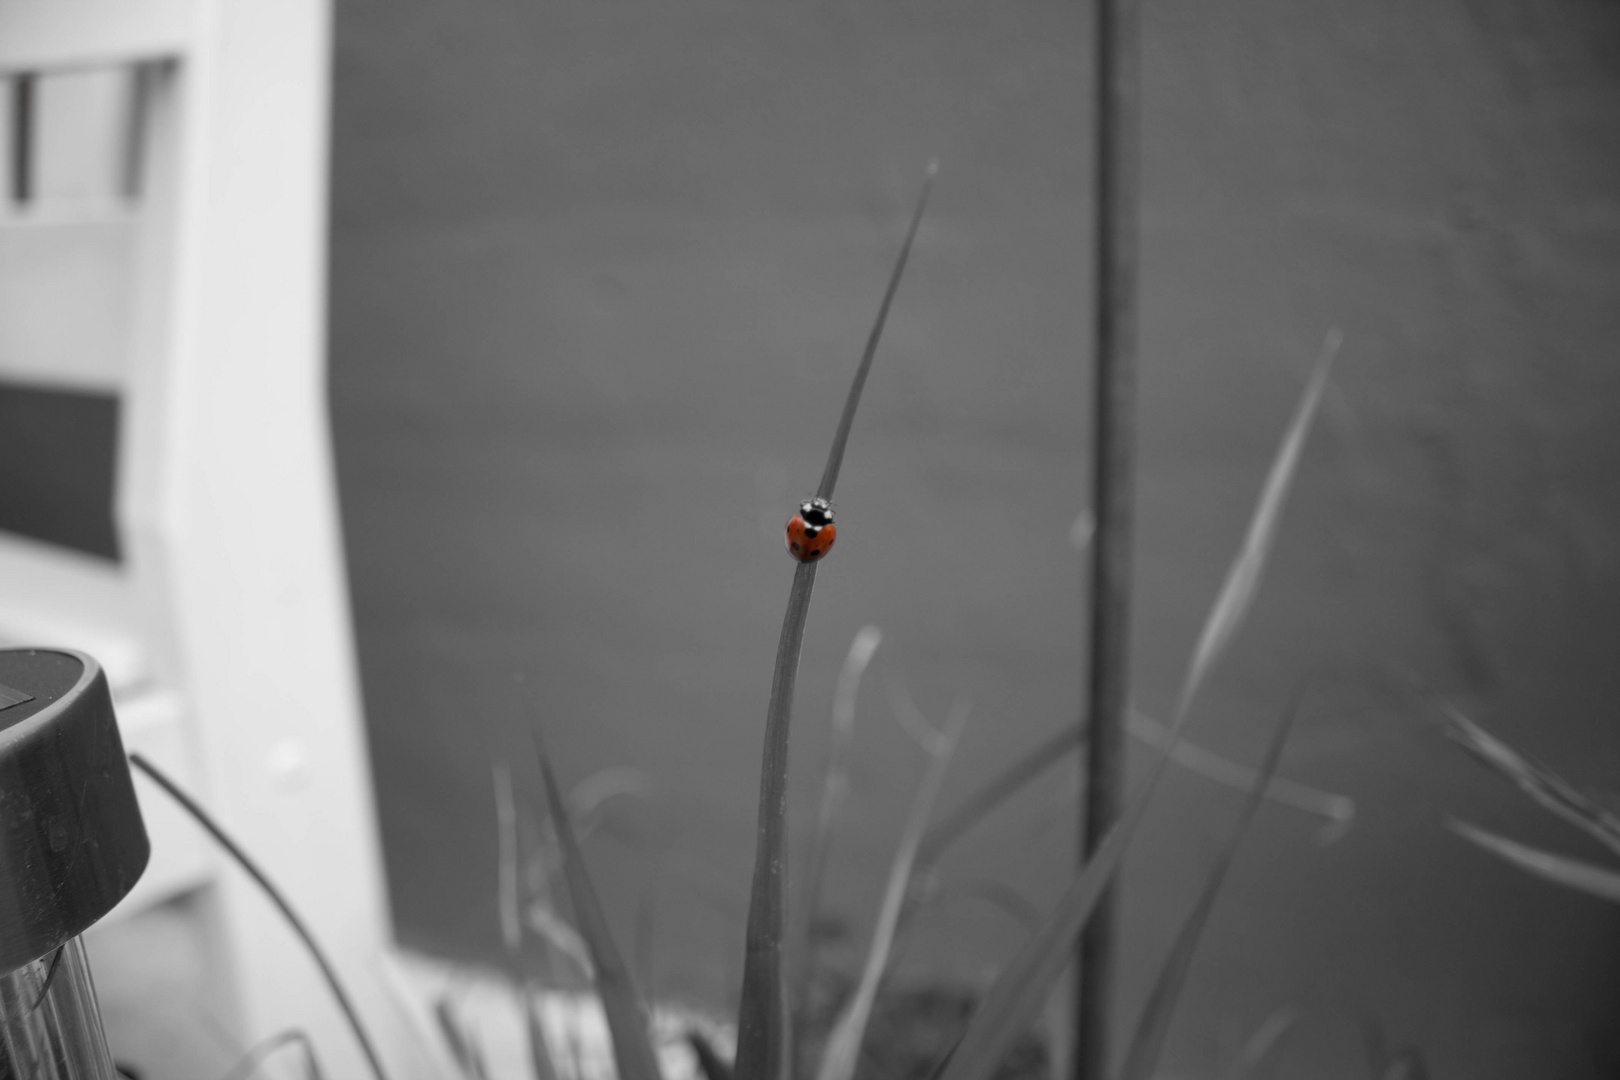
[1128, 709, 1353, 843]
[522, 986, 563, 1080]
[524, 903, 595, 980]
[918, 706, 1353, 866]
[736, 563, 818, 1080]
[814, 702, 971, 1080]
[434, 998, 490, 1080]
[1446, 819, 1620, 904]
[687, 1029, 737, 1080]
[1223, 1007, 1297, 1080]
[738, 162, 937, 1080]
[496, 761, 523, 953]
[816, 161, 938, 501]
[1174, 329, 1340, 722]
[1118, 683, 1315, 1080]
[933, 332, 1340, 1080]
[1432, 701, 1620, 859]
[127, 753, 392, 1080]
[794, 626, 883, 984]
[533, 737, 664, 1080]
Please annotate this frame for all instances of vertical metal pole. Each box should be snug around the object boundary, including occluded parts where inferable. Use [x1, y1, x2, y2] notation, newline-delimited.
[1076, 0, 1140, 1076]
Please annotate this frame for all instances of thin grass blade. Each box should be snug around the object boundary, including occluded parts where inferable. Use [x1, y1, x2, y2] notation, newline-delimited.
[687, 1029, 737, 1080]
[1174, 329, 1340, 722]
[1446, 819, 1620, 904]
[814, 702, 971, 1080]
[1223, 1007, 1298, 1080]
[522, 986, 563, 1080]
[934, 333, 1341, 1080]
[525, 902, 596, 979]
[533, 737, 664, 1080]
[1432, 701, 1620, 859]
[1118, 683, 1315, 1080]
[495, 761, 523, 954]
[793, 626, 883, 985]
[816, 161, 938, 500]
[1128, 708, 1353, 843]
[736, 562, 818, 1080]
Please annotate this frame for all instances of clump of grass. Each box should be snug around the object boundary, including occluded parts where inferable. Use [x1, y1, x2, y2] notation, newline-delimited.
[933, 330, 1341, 1080]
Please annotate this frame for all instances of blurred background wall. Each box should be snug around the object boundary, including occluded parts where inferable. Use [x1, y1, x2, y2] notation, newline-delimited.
[328, 2, 1620, 1076]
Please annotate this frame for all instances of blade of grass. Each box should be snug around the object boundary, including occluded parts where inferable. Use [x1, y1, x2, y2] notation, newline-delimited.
[1431, 701, 1620, 858]
[814, 702, 971, 1080]
[1127, 708, 1353, 843]
[532, 736, 664, 1080]
[917, 707, 1352, 865]
[1118, 681, 1315, 1080]
[687, 1029, 737, 1080]
[127, 753, 392, 1080]
[496, 761, 523, 954]
[934, 331, 1341, 1080]
[1223, 1007, 1297, 1080]
[434, 998, 490, 1080]
[736, 561, 818, 1080]
[737, 161, 937, 1080]
[522, 985, 563, 1080]
[1446, 819, 1620, 904]
[816, 161, 938, 501]
[793, 626, 883, 986]
[1174, 329, 1340, 722]
[524, 903, 595, 981]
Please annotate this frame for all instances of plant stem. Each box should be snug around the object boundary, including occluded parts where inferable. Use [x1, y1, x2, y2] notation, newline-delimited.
[1078, 0, 1142, 1075]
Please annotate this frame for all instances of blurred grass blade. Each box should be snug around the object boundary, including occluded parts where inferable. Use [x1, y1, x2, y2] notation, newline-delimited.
[919, 724, 1081, 864]
[736, 562, 818, 1080]
[1223, 1007, 1297, 1080]
[1118, 683, 1314, 1080]
[522, 985, 563, 1080]
[1446, 819, 1620, 904]
[524, 902, 596, 979]
[1128, 709, 1354, 843]
[935, 332, 1340, 1080]
[918, 701, 1351, 867]
[435, 998, 490, 1080]
[533, 737, 664, 1080]
[495, 761, 523, 953]
[1174, 329, 1339, 722]
[793, 626, 883, 985]
[1433, 701, 1620, 859]
[817, 160, 938, 500]
[687, 1029, 737, 1080]
[815, 702, 971, 1080]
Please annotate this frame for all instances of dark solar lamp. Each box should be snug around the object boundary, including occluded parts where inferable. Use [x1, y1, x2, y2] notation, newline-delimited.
[0, 649, 148, 1079]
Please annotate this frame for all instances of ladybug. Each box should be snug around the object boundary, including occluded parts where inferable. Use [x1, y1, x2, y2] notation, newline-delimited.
[785, 497, 837, 562]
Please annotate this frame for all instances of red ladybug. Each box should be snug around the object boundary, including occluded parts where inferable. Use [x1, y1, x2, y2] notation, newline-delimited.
[785, 498, 836, 562]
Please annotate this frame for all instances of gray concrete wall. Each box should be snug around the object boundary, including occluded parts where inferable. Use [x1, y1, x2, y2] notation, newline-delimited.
[330, 2, 1620, 1075]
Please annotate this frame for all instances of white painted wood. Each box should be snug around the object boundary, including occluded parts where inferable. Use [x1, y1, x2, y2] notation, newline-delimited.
[0, 0, 194, 74]
[0, 2, 433, 1075]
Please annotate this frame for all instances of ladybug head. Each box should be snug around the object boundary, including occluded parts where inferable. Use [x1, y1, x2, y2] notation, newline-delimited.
[799, 498, 834, 529]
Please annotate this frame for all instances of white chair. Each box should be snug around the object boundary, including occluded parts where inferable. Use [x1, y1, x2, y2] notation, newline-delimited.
[0, 4, 433, 1074]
